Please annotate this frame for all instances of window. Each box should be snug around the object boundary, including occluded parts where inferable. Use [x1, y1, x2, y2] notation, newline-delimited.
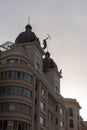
[7, 58, 27, 66]
[60, 120, 64, 128]
[36, 62, 40, 70]
[60, 108, 64, 116]
[40, 101, 44, 109]
[7, 87, 10, 94]
[34, 113, 36, 121]
[20, 59, 27, 65]
[15, 59, 19, 63]
[24, 88, 32, 97]
[16, 71, 22, 78]
[15, 86, 20, 94]
[0, 86, 32, 98]
[55, 118, 58, 125]
[24, 73, 32, 82]
[56, 105, 58, 112]
[40, 101, 45, 111]
[3, 120, 7, 130]
[0, 102, 31, 114]
[40, 116, 44, 125]
[41, 87, 46, 97]
[69, 108, 73, 117]
[55, 86, 58, 91]
[13, 121, 17, 129]
[1, 72, 8, 79]
[3, 87, 7, 94]
[0, 103, 4, 112]
[21, 87, 24, 95]
[0, 71, 33, 83]
[69, 119, 74, 128]
[51, 115, 53, 124]
[7, 58, 19, 63]
[9, 103, 16, 111]
[5, 103, 9, 111]
[10, 87, 15, 94]
[12, 71, 17, 78]
[0, 120, 30, 130]
[40, 116, 45, 126]
[0, 87, 3, 95]
[8, 71, 12, 78]
[0, 120, 2, 129]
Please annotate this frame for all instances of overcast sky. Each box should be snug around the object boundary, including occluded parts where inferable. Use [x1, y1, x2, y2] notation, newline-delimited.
[0, 0, 87, 120]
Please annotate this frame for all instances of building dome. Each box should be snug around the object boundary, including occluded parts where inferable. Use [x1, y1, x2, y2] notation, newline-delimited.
[15, 24, 39, 44]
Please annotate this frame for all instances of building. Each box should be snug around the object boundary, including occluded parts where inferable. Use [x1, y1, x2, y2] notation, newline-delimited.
[64, 98, 81, 130]
[0, 22, 87, 130]
[0, 23, 66, 130]
[80, 117, 87, 130]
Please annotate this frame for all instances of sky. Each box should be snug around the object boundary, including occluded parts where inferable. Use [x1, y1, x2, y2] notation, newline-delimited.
[0, 0, 87, 120]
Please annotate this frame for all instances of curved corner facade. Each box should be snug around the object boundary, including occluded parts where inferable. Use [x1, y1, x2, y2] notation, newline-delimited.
[0, 44, 34, 130]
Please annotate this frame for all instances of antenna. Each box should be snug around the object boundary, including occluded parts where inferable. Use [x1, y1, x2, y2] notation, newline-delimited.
[28, 16, 30, 24]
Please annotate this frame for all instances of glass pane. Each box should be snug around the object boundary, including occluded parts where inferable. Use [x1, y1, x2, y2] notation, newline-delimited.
[10, 86, 15, 94]
[17, 71, 21, 78]
[0, 120, 2, 129]
[21, 87, 24, 95]
[18, 122, 22, 130]
[7, 87, 10, 94]
[8, 71, 12, 78]
[9, 103, 15, 111]
[40, 101, 44, 110]
[0, 87, 3, 95]
[15, 86, 20, 94]
[12, 71, 17, 78]
[3, 120, 7, 130]
[13, 121, 17, 129]
[5, 103, 9, 111]
[40, 116, 44, 125]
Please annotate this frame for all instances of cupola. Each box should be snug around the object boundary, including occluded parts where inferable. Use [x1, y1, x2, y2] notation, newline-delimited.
[15, 24, 39, 44]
